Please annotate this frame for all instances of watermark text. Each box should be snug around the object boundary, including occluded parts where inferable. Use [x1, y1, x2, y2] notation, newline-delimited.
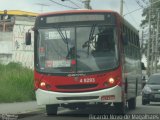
[89, 114, 160, 120]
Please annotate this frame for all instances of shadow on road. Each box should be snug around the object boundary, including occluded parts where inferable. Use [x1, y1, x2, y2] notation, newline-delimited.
[52, 105, 129, 117]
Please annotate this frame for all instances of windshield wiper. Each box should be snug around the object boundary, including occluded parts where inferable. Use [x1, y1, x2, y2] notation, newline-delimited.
[82, 24, 96, 55]
[82, 24, 96, 48]
[57, 26, 69, 52]
[57, 26, 76, 59]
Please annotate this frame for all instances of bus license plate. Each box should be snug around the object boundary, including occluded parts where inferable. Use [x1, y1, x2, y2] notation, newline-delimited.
[101, 95, 115, 101]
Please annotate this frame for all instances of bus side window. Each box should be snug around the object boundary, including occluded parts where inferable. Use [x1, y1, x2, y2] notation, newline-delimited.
[122, 32, 128, 45]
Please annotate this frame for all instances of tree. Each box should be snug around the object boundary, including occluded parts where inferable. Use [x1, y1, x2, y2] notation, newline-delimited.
[141, 0, 160, 27]
[141, 62, 146, 70]
[140, 0, 160, 59]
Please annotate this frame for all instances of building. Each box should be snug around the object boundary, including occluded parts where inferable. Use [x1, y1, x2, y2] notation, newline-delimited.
[0, 10, 37, 69]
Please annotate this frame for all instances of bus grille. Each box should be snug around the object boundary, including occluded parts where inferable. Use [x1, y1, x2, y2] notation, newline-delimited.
[56, 84, 98, 90]
[57, 96, 99, 100]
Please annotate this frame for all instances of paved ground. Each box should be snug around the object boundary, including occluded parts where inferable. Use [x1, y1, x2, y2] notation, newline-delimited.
[0, 101, 44, 114]
[19, 96, 160, 120]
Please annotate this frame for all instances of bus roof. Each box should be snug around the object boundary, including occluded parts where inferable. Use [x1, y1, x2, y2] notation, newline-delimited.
[38, 9, 117, 17]
[38, 9, 139, 33]
[0, 10, 37, 16]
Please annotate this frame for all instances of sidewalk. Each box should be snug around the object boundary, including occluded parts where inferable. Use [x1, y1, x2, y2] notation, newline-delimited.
[0, 101, 44, 114]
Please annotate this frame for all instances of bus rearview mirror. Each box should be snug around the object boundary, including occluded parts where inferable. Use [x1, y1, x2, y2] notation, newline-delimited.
[25, 32, 31, 45]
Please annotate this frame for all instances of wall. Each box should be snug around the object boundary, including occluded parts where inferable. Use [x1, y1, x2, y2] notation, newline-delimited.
[0, 16, 35, 69]
[12, 16, 35, 69]
[0, 32, 13, 64]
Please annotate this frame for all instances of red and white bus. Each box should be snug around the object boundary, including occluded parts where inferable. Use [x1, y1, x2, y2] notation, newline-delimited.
[26, 10, 142, 115]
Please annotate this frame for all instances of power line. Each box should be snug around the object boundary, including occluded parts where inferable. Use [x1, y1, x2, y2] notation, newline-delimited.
[124, 2, 139, 26]
[35, 3, 50, 13]
[49, 0, 78, 9]
[142, 0, 149, 5]
[76, 0, 83, 3]
[67, 0, 82, 8]
[123, 7, 142, 16]
[135, 0, 146, 8]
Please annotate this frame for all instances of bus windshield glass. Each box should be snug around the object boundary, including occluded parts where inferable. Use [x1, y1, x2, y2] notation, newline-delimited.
[37, 25, 118, 74]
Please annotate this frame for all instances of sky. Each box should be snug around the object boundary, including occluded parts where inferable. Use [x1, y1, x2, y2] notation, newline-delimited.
[0, 0, 146, 30]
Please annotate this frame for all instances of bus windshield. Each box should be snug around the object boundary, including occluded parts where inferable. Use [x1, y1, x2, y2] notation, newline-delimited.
[37, 25, 119, 74]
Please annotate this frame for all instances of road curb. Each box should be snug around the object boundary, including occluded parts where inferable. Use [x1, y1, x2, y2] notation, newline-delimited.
[17, 108, 45, 119]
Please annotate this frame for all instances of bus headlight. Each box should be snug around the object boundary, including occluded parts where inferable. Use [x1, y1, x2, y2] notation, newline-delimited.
[40, 82, 46, 87]
[40, 82, 51, 90]
[103, 76, 121, 88]
[108, 78, 115, 84]
[103, 78, 115, 87]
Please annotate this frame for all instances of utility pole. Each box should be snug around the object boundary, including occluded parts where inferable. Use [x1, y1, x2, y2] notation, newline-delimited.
[141, 30, 144, 54]
[2, 10, 9, 32]
[82, 0, 91, 9]
[120, 0, 124, 16]
[146, 0, 160, 75]
[147, 0, 152, 76]
[151, 28, 155, 74]
[155, 10, 160, 73]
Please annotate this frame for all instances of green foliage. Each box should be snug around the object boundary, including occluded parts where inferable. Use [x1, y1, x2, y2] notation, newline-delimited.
[141, 8, 149, 27]
[0, 62, 35, 103]
[141, 1, 160, 55]
[141, 0, 160, 27]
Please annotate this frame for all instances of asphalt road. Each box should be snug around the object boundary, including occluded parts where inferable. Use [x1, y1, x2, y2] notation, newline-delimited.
[19, 96, 160, 120]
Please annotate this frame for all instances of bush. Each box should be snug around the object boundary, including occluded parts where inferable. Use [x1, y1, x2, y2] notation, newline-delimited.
[0, 62, 35, 103]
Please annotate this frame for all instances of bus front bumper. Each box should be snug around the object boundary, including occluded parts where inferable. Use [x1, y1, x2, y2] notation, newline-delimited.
[35, 85, 122, 105]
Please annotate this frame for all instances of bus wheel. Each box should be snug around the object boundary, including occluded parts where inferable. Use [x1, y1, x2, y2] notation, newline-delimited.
[128, 98, 136, 110]
[46, 104, 58, 115]
[142, 99, 150, 105]
[114, 102, 126, 115]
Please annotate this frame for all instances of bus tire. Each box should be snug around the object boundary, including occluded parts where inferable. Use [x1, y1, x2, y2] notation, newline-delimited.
[142, 99, 150, 105]
[114, 102, 126, 115]
[46, 104, 58, 115]
[128, 98, 136, 110]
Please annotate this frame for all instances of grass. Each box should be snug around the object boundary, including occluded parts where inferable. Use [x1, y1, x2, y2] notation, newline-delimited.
[0, 62, 35, 103]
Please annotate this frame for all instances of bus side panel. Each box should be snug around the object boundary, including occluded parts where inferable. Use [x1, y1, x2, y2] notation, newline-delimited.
[116, 13, 142, 101]
[115, 13, 126, 101]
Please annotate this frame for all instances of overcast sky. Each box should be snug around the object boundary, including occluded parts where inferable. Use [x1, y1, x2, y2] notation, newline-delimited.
[0, 0, 147, 30]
